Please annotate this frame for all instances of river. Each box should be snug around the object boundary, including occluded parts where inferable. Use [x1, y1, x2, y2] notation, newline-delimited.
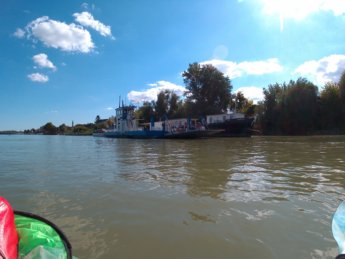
[0, 135, 344, 258]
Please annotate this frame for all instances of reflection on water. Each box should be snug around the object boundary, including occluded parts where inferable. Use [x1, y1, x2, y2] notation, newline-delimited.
[0, 135, 345, 258]
[115, 137, 345, 204]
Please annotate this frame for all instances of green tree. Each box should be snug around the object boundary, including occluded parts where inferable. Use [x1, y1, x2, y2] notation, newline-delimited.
[320, 82, 343, 130]
[172, 100, 188, 119]
[168, 92, 179, 118]
[41, 122, 57, 135]
[242, 100, 256, 117]
[73, 124, 92, 135]
[338, 70, 345, 130]
[229, 92, 255, 117]
[283, 78, 318, 134]
[182, 63, 232, 116]
[261, 83, 287, 134]
[259, 78, 318, 135]
[154, 90, 181, 119]
[135, 101, 154, 123]
[339, 70, 345, 104]
[234, 91, 247, 111]
[58, 123, 68, 134]
[155, 91, 168, 119]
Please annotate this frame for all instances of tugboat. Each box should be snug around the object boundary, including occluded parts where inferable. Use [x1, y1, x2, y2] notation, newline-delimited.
[103, 104, 206, 139]
[206, 111, 254, 137]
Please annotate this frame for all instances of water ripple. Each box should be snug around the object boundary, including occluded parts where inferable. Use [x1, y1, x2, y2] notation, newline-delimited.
[1, 135, 345, 258]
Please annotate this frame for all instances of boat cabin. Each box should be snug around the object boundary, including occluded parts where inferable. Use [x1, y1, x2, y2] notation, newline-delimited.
[206, 112, 245, 124]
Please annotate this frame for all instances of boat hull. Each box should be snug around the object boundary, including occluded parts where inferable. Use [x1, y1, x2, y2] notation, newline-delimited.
[104, 130, 165, 139]
[207, 117, 254, 137]
[103, 129, 206, 139]
[92, 132, 105, 137]
[164, 130, 207, 139]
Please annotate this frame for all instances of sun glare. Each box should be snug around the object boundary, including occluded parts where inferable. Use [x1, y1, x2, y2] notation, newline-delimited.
[262, 0, 321, 31]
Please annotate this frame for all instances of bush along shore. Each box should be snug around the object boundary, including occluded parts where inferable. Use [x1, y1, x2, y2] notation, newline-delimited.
[22, 120, 114, 136]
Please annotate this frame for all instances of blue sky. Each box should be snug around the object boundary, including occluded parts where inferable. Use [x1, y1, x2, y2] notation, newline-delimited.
[1, 0, 345, 130]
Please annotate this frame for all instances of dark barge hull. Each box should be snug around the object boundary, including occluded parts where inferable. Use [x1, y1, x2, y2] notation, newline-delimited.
[164, 130, 207, 139]
[207, 117, 254, 137]
[104, 130, 206, 139]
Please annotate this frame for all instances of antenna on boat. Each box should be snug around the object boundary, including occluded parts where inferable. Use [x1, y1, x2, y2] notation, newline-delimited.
[118, 96, 121, 108]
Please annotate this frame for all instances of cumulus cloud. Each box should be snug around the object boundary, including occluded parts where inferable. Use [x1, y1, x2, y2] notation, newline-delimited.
[262, 0, 345, 19]
[28, 73, 49, 83]
[294, 54, 345, 85]
[128, 81, 186, 103]
[26, 16, 94, 53]
[235, 86, 264, 104]
[32, 53, 56, 71]
[201, 58, 283, 79]
[262, 0, 345, 31]
[74, 12, 113, 38]
[13, 28, 25, 38]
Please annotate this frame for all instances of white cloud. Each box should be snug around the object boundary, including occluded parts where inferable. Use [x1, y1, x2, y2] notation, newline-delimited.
[294, 54, 345, 85]
[81, 3, 89, 9]
[324, 0, 345, 16]
[236, 86, 264, 104]
[128, 81, 186, 103]
[73, 12, 113, 38]
[26, 16, 94, 53]
[81, 3, 95, 10]
[13, 28, 25, 38]
[32, 53, 56, 71]
[28, 73, 49, 83]
[261, 0, 345, 31]
[238, 59, 283, 75]
[262, 0, 345, 19]
[106, 107, 113, 111]
[201, 58, 283, 79]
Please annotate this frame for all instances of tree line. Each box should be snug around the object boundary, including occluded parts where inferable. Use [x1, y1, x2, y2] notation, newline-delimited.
[24, 118, 114, 135]
[23, 62, 345, 136]
[135, 62, 345, 135]
[256, 73, 345, 135]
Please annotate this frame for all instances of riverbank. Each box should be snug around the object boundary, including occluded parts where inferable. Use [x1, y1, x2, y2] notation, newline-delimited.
[2, 130, 345, 137]
[0, 131, 21, 135]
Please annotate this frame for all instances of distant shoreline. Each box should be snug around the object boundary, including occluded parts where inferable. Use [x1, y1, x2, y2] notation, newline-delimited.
[0, 131, 20, 135]
[1, 131, 345, 137]
[0, 131, 92, 136]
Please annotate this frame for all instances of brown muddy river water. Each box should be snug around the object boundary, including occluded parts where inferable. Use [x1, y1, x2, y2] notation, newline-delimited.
[1, 135, 345, 258]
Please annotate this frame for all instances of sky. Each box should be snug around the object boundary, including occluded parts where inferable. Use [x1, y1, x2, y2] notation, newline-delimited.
[1, 0, 345, 130]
